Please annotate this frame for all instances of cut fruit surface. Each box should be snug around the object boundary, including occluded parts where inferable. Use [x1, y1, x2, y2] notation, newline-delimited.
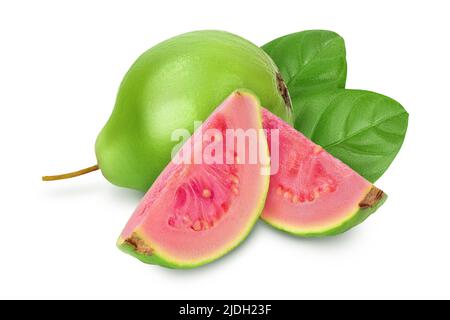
[261, 109, 386, 236]
[118, 91, 270, 268]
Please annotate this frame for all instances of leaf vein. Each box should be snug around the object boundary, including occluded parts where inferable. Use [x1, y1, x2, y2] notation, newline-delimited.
[322, 111, 407, 149]
[286, 36, 342, 87]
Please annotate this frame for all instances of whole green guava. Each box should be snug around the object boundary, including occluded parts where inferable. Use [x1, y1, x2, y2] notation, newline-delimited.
[96, 30, 292, 191]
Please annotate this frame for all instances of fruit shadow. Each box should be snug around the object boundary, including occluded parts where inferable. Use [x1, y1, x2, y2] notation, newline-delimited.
[155, 220, 270, 275]
[154, 219, 361, 275]
[103, 185, 144, 204]
[258, 220, 364, 248]
[43, 180, 143, 202]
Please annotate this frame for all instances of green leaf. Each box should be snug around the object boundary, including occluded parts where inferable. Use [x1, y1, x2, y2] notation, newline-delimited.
[294, 89, 408, 182]
[262, 30, 347, 99]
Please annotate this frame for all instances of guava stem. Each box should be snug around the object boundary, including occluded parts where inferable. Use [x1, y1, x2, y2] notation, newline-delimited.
[42, 165, 99, 181]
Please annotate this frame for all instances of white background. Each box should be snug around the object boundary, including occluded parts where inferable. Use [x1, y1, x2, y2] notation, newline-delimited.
[1, 0, 449, 300]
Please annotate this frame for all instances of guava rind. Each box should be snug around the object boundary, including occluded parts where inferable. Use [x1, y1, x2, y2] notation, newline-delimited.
[263, 187, 387, 237]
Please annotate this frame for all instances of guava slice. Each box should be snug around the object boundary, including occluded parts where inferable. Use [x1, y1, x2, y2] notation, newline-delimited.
[261, 109, 387, 237]
[117, 91, 270, 268]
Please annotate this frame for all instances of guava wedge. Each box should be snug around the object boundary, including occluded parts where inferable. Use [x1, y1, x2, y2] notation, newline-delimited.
[261, 109, 387, 237]
[117, 91, 270, 268]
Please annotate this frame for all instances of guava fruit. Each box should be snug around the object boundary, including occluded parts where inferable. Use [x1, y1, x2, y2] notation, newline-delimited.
[117, 91, 270, 268]
[43, 30, 292, 191]
[261, 109, 387, 237]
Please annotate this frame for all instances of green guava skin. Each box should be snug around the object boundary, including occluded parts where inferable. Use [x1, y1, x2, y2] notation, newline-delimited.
[95, 30, 293, 192]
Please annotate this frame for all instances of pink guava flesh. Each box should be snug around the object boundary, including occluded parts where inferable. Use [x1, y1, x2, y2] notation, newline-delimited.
[118, 91, 269, 267]
[261, 109, 379, 234]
